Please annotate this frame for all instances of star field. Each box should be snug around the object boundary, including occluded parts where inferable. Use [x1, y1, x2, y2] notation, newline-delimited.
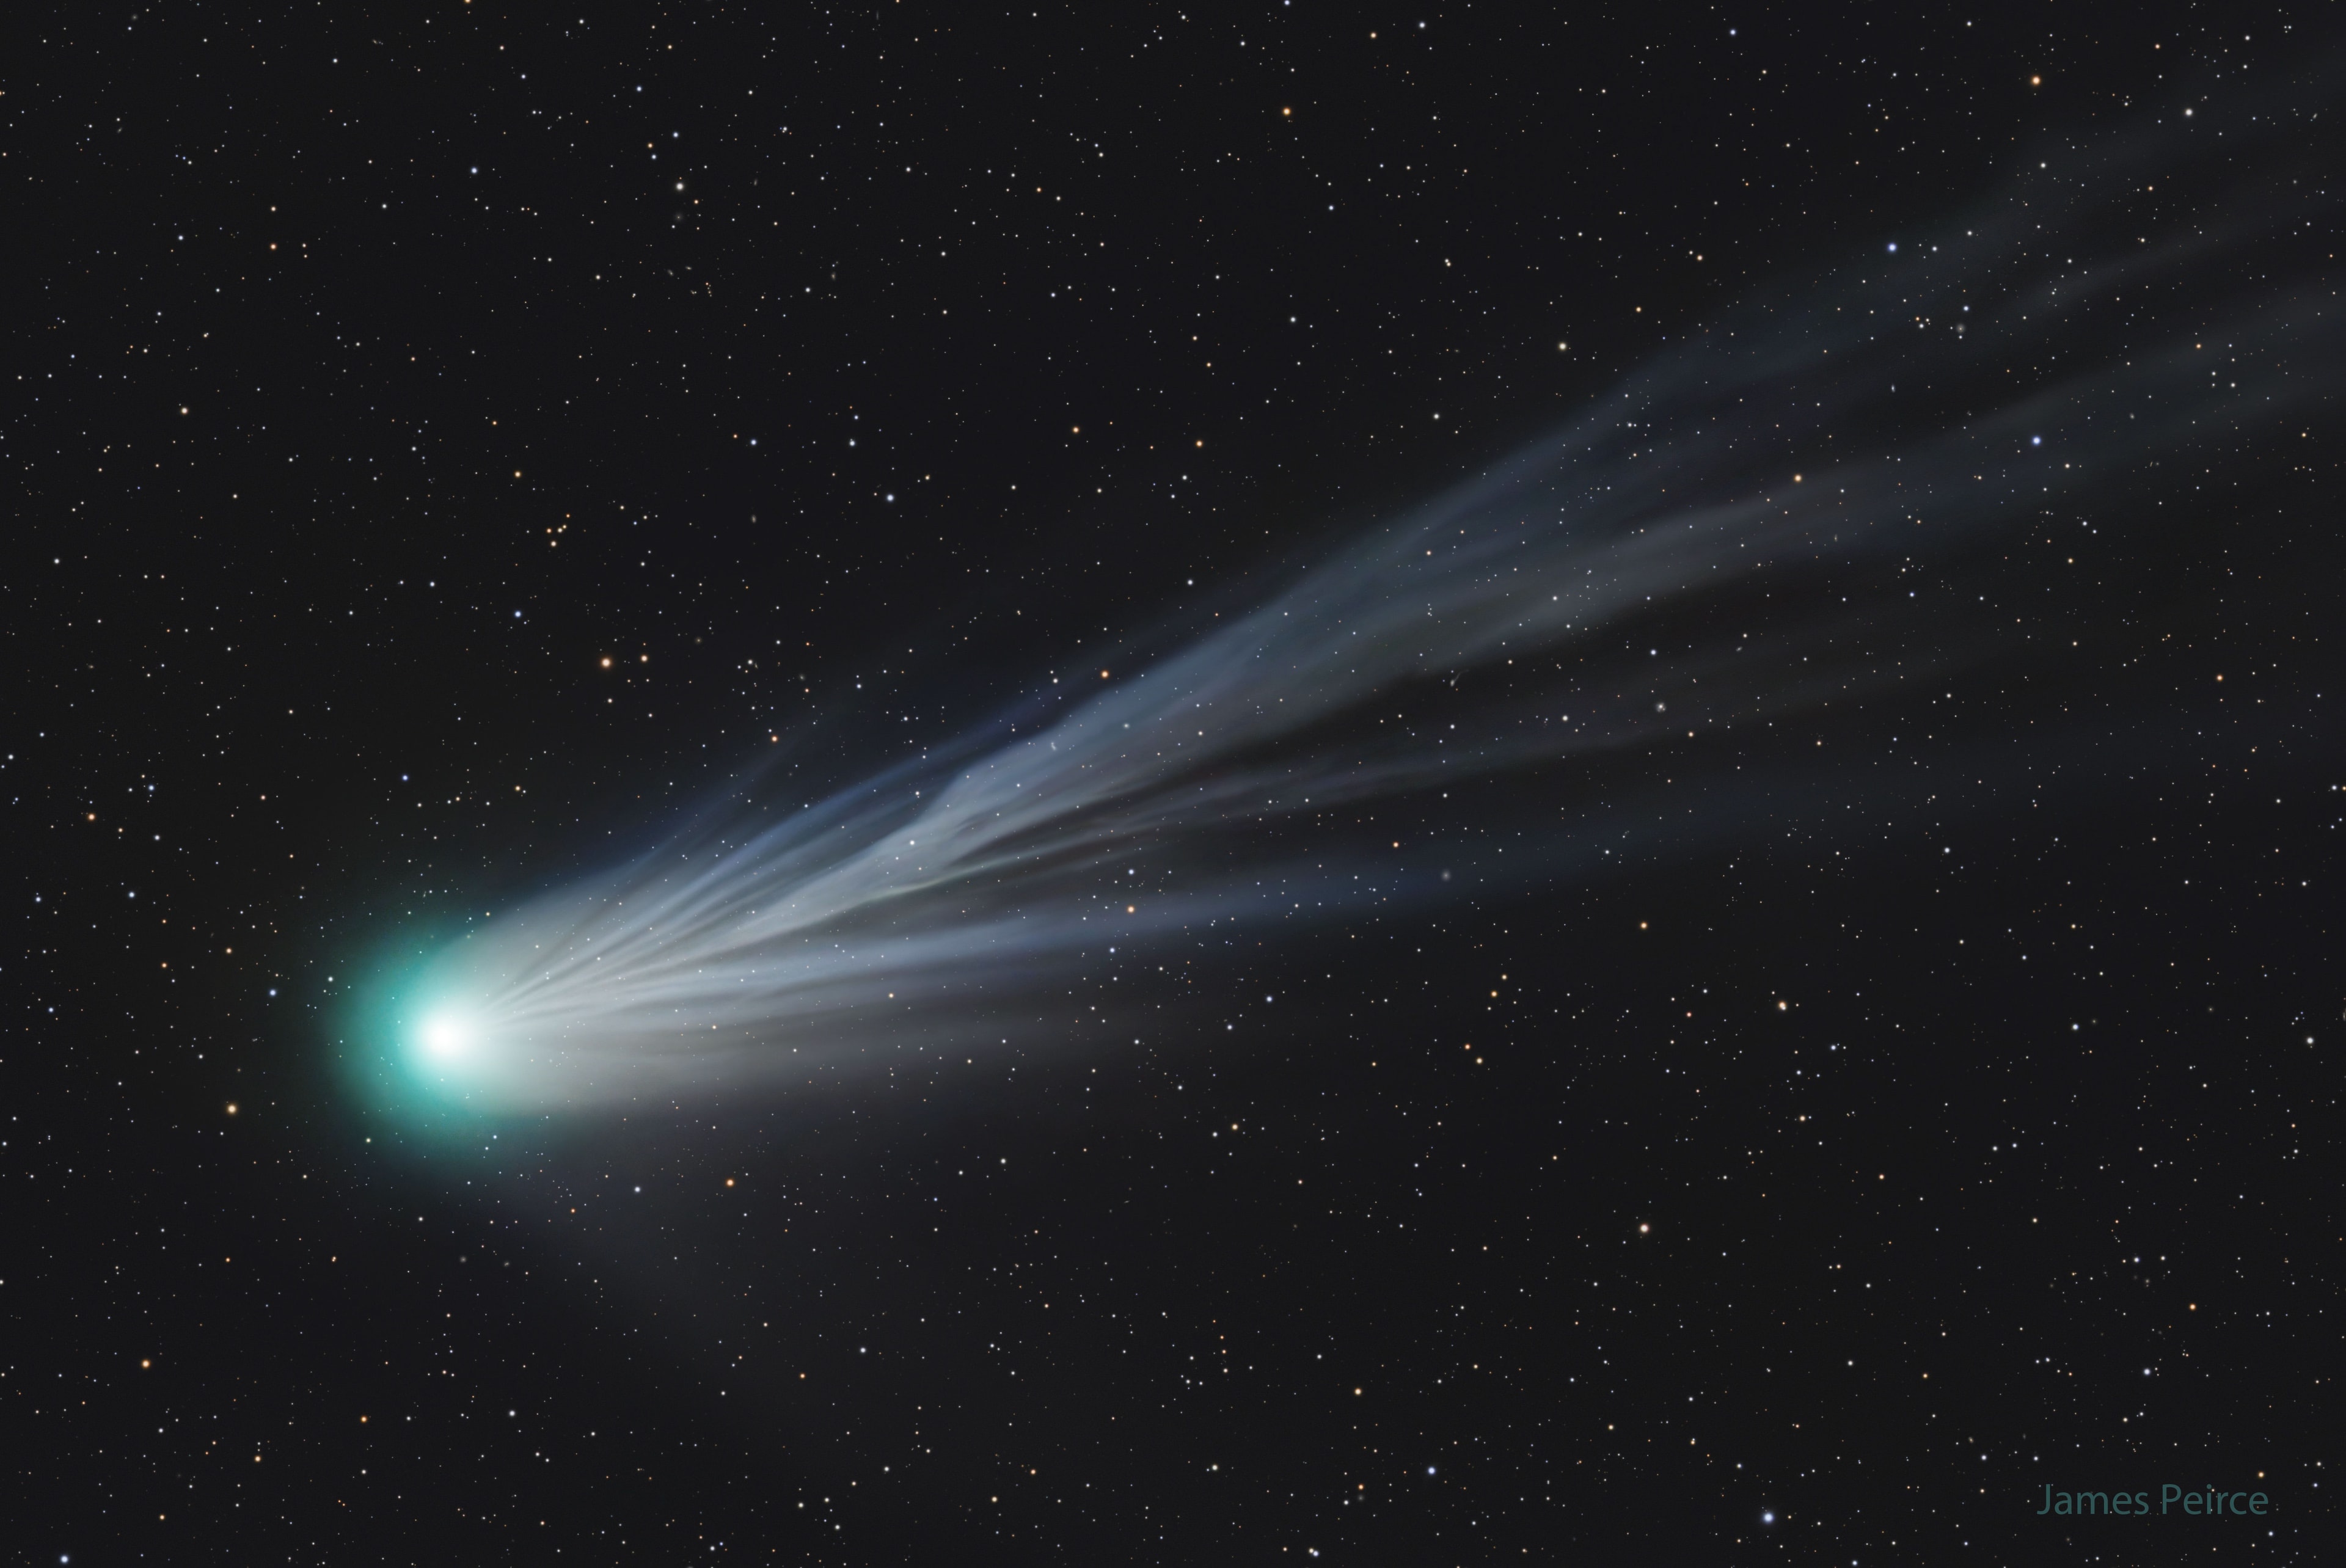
[7, 2, 2343, 1562]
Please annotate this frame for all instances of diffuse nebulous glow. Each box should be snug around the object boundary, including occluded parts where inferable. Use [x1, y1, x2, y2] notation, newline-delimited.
[377, 90, 2339, 1112]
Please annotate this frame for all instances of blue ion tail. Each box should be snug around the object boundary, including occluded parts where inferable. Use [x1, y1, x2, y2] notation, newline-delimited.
[339, 75, 2345, 1120]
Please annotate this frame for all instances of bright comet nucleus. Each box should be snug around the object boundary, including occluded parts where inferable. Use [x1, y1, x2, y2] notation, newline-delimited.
[421, 1016, 467, 1057]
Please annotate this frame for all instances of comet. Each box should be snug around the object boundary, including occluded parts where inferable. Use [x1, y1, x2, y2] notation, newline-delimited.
[346, 86, 2341, 1118]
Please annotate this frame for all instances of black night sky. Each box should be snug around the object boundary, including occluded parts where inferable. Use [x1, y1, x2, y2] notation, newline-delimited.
[9, 3, 2341, 1562]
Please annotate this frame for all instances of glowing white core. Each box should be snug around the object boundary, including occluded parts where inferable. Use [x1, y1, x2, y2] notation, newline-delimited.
[422, 1016, 466, 1056]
